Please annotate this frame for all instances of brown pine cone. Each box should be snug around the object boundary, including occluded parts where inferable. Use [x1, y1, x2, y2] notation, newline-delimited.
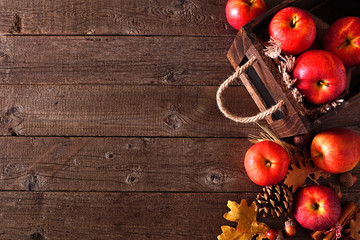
[256, 184, 293, 218]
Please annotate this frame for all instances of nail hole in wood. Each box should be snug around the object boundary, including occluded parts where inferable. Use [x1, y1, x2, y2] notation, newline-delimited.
[105, 152, 114, 159]
[127, 176, 136, 182]
[126, 173, 139, 185]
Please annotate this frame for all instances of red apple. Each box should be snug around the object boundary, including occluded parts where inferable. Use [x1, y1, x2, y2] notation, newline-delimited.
[322, 16, 360, 67]
[292, 50, 346, 105]
[268, 7, 316, 55]
[226, 0, 266, 30]
[293, 185, 341, 231]
[244, 141, 289, 186]
[311, 128, 360, 173]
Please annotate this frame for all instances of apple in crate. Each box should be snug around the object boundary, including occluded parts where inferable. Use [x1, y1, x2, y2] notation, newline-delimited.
[311, 128, 360, 173]
[293, 185, 341, 231]
[226, 0, 266, 30]
[293, 50, 346, 105]
[269, 7, 316, 55]
[244, 141, 289, 186]
[322, 16, 360, 67]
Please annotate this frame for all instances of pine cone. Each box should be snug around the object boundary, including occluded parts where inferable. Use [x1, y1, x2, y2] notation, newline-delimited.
[256, 184, 293, 218]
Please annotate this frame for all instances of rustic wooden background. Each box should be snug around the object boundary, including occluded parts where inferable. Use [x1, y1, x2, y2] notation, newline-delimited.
[0, 0, 359, 239]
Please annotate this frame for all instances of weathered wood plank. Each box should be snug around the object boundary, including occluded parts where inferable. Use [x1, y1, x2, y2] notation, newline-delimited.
[0, 0, 284, 36]
[0, 192, 358, 240]
[314, 94, 360, 133]
[0, 137, 255, 192]
[0, 0, 233, 35]
[1, 136, 360, 192]
[1, 84, 358, 137]
[0, 85, 261, 137]
[0, 36, 235, 85]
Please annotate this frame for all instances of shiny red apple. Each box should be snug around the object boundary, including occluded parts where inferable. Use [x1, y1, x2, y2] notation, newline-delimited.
[311, 128, 360, 173]
[322, 16, 360, 67]
[269, 7, 316, 55]
[292, 50, 346, 105]
[293, 185, 341, 231]
[244, 141, 289, 186]
[225, 0, 266, 30]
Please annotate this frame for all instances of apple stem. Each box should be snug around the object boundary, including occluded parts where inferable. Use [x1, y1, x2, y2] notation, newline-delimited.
[308, 153, 323, 160]
[311, 203, 319, 210]
[246, 0, 255, 6]
[336, 38, 351, 49]
[265, 161, 272, 168]
[317, 80, 330, 87]
[291, 15, 297, 28]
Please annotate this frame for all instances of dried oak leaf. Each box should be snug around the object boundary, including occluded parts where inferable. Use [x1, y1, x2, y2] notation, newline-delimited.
[218, 226, 242, 240]
[218, 199, 269, 240]
[349, 212, 360, 240]
[284, 161, 331, 193]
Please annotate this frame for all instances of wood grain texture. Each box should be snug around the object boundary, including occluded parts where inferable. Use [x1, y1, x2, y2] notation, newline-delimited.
[313, 94, 360, 133]
[0, 0, 284, 36]
[0, 191, 359, 240]
[0, 1, 358, 239]
[0, 137, 255, 192]
[0, 0, 233, 35]
[0, 85, 261, 137]
[0, 36, 234, 85]
[1, 136, 360, 192]
[0, 84, 357, 138]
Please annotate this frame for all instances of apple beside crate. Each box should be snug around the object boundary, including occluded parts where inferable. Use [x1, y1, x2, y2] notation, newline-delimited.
[226, 0, 360, 138]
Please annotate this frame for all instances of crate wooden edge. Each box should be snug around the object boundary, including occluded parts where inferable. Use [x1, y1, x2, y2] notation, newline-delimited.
[228, 37, 310, 137]
[227, 26, 311, 137]
[310, 93, 360, 133]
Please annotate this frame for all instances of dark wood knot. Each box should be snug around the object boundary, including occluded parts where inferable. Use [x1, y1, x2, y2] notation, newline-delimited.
[164, 114, 183, 130]
[205, 168, 227, 185]
[31, 232, 44, 240]
[22, 174, 38, 191]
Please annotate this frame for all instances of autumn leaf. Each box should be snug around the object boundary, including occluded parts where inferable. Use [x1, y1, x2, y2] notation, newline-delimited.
[224, 200, 257, 231]
[349, 212, 360, 240]
[284, 161, 331, 193]
[251, 221, 269, 240]
[218, 199, 269, 240]
[313, 168, 331, 181]
[218, 226, 243, 240]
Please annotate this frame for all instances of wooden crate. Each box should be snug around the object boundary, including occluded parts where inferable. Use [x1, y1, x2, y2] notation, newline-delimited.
[226, 0, 360, 138]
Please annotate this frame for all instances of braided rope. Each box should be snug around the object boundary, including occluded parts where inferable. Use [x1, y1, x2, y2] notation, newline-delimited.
[216, 56, 284, 123]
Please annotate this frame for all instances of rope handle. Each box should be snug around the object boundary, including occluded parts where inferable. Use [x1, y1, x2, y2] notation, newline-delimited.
[216, 56, 284, 123]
